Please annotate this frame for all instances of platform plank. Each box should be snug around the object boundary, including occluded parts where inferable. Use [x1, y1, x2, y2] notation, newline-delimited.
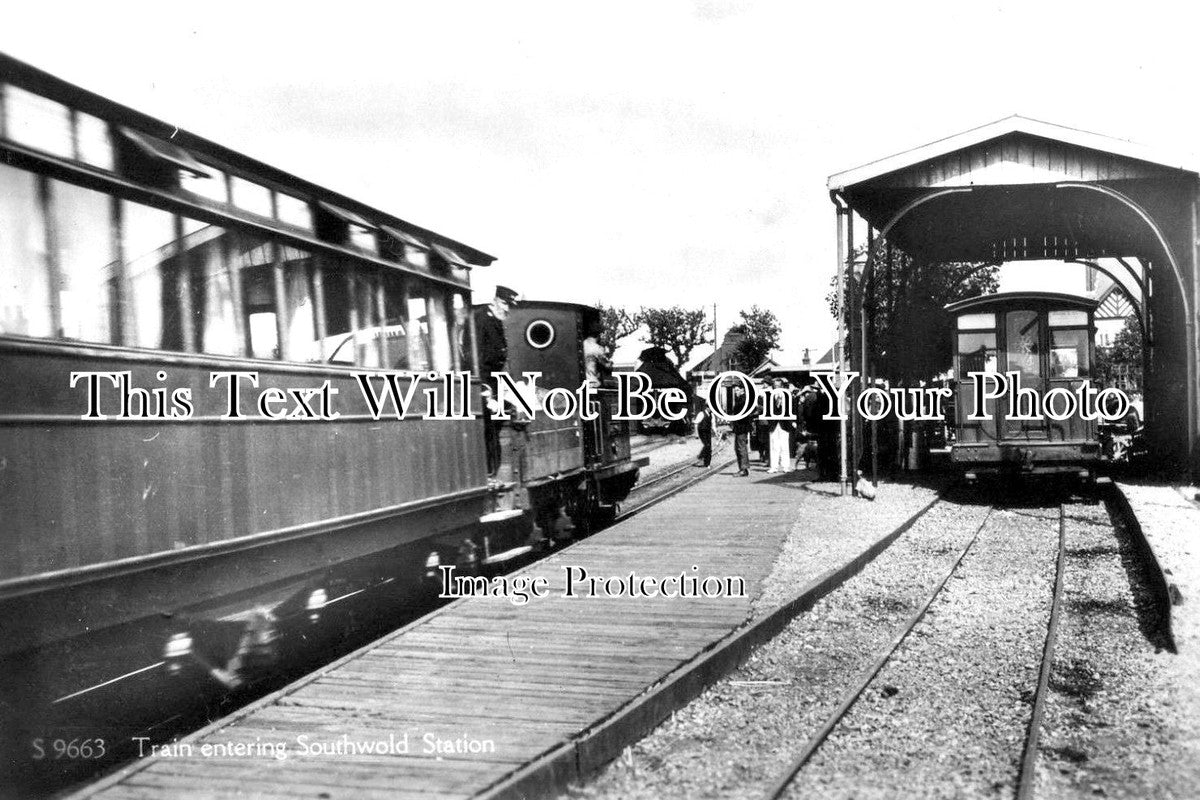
[83, 469, 819, 799]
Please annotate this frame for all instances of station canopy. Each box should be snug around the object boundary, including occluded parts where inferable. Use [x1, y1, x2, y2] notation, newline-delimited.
[828, 114, 1200, 477]
[827, 115, 1198, 265]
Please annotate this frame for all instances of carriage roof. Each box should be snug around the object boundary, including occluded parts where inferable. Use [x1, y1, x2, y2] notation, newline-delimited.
[944, 292, 1100, 315]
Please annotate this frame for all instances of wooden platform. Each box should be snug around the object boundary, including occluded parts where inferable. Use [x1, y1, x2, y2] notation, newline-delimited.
[80, 467, 819, 800]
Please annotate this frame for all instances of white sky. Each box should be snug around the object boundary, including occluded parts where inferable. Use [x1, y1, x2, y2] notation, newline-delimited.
[3, 1, 1198, 361]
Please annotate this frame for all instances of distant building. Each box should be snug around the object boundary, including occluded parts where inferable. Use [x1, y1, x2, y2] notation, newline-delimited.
[687, 329, 748, 384]
[750, 346, 836, 385]
[1093, 282, 1137, 347]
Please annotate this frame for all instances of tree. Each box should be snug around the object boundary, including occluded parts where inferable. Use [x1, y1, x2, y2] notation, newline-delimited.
[1095, 316, 1144, 392]
[728, 306, 781, 372]
[826, 247, 999, 384]
[595, 303, 640, 356]
[639, 306, 711, 366]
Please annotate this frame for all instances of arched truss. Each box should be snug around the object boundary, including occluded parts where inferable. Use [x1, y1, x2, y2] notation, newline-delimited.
[849, 180, 1196, 463]
[1065, 259, 1149, 345]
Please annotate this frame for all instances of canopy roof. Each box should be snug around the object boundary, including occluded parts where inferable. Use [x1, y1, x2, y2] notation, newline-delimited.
[828, 116, 1199, 264]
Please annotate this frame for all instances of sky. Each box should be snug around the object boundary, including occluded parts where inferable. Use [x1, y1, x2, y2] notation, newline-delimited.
[3, 1, 1198, 364]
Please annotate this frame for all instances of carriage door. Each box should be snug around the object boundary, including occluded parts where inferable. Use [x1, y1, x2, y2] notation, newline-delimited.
[1046, 310, 1093, 442]
[1002, 309, 1048, 440]
[955, 313, 999, 445]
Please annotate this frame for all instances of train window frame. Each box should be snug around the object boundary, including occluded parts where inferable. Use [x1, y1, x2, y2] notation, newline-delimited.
[956, 331, 997, 378]
[1048, 309, 1089, 327]
[276, 192, 314, 232]
[3, 84, 74, 159]
[0, 163, 54, 338]
[181, 166, 230, 203]
[380, 225, 430, 270]
[75, 111, 114, 170]
[1049, 326, 1091, 379]
[1003, 309, 1043, 383]
[0, 101, 476, 369]
[956, 312, 996, 330]
[317, 201, 380, 256]
[230, 174, 274, 218]
[526, 319, 556, 350]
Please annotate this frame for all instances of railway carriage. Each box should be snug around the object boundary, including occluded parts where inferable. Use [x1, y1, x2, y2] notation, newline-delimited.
[0, 55, 643, 686]
[947, 292, 1102, 477]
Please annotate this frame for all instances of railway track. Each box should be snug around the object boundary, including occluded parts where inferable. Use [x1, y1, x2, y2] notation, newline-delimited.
[617, 452, 735, 520]
[761, 497, 1072, 800]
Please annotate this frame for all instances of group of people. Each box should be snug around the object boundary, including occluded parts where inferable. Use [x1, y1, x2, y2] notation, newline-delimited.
[695, 376, 840, 480]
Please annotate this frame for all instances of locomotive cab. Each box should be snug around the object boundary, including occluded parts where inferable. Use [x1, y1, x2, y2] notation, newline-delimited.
[946, 292, 1102, 477]
[482, 301, 646, 547]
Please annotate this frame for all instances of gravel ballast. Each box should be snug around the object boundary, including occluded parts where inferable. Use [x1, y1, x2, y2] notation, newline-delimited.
[575, 491, 985, 800]
[576, 487, 1200, 800]
[1034, 496, 1200, 799]
[788, 502, 1060, 799]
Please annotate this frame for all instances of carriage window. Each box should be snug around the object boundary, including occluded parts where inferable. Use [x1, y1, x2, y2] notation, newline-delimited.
[1048, 310, 1088, 327]
[321, 264, 390, 366]
[453, 292, 471, 372]
[321, 265, 351, 363]
[424, 289, 453, 372]
[121, 200, 182, 349]
[237, 240, 318, 361]
[75, 112, 114, 170]
[276, 193, 313, 231]
[957, 332, 996, 378]
[230, 176, 273, 217]
[231, 233, 278, 359]
[318, 203, 378, 255]
[407, 294, 432, 371]
[348, 225, 378, 255]
[1050, 329, 1089, 379]
[56, 181, 116, 344]
[380, 271, 410, 370]
[353, 272, 382, 368]
[956, 312, 995, 330]
[181, 218, 241, 356]
[279, 246, 318, 361]
[181, 168, 229, 203]
[0, 164, 53, 337]
[1005, 310, 1041, 381]
[5, 85, 73, 158]
[380, 226, 428, 269]
[403, 243, 428, 269]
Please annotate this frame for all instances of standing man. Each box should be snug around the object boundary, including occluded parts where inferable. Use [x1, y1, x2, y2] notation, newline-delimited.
[694, 405, 713, 467]
[475, 285, 519, 384]
[729, 384, 756, 477]
[801, 381, 839, 481]
[474, 285, 520, 474]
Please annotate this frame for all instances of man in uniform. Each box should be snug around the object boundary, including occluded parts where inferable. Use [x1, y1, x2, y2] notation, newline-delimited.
[474, 285, 520, 473]
[474, 285, 519, 384]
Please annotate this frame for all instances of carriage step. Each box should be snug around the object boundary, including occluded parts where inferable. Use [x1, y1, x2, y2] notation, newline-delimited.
[482, 545, 534, 565]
